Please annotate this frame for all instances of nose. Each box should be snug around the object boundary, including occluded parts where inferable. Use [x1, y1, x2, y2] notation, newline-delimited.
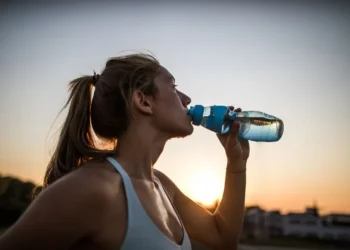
[178, 91, 191, 106]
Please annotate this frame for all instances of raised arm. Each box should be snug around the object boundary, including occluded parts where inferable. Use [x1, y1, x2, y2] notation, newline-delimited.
[155, 118, 249, 250]
[0, 168, 118, 250]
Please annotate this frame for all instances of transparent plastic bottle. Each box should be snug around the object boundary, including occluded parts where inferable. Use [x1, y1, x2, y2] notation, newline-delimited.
[188, 105, 284, 142]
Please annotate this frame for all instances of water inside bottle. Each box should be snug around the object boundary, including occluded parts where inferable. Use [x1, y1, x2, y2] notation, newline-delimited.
[223, 111, 284, 142]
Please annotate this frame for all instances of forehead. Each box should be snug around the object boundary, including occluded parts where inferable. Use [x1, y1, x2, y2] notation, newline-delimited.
[156, 66, 175, 84]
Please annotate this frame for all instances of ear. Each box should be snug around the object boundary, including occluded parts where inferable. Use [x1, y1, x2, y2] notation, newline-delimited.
[131, 90, 154, 115]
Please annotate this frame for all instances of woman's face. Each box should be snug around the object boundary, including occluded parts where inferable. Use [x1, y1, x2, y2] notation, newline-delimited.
[151, 66, 193, 138]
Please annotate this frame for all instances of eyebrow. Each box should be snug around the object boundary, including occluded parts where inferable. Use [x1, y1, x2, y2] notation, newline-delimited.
[169, 75, 176, 82]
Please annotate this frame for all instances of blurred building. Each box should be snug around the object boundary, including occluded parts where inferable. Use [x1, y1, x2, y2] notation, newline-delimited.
[283, 206, 322, 238]
[242, 205, 350, 242]
[243, 206, 267, 239]
[321, 214, 350, 241]
[264, 210, 283, 237]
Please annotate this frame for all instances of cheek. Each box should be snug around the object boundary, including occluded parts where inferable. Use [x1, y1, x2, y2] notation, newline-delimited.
[154, 89, 183, 117]
[160, 92, 181, 109]
[154, 100, 181, 125]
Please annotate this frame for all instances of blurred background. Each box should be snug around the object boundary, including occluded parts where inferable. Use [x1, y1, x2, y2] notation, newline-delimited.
[0, 0, 349, 249]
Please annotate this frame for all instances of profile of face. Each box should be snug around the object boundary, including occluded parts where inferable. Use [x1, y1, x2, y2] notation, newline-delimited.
[133, 66, 193, 139]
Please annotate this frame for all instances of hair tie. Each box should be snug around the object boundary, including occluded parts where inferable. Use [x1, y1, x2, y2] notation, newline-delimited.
[92, 71, 100, 86]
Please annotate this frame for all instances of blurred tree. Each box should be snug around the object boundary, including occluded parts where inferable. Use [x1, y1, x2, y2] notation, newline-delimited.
[0, 175, 39, 228]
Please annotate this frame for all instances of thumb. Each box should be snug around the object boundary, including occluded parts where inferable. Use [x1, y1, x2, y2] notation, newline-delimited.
[226, 122, 240, 149]
[216, 133, 226, 146]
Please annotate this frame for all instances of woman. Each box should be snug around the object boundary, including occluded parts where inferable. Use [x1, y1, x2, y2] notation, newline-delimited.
[0, 53, 249, 250]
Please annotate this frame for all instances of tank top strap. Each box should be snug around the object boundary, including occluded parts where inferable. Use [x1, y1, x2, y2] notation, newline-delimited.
[106, 156, 142, 224]
[106, 157, 129, 178]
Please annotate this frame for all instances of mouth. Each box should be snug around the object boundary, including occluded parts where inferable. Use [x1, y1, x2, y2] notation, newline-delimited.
[186, 112, 193, 123]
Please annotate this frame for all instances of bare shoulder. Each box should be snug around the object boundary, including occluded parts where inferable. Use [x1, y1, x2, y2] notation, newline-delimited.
[0, 160, 123, 250]
[40, 159, 122, 211]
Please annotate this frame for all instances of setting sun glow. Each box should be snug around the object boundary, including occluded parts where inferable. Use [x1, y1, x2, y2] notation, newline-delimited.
[188, 171, 223, 207]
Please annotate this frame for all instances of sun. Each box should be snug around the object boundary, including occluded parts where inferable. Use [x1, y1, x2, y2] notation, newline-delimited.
[188, 171, 222, 207]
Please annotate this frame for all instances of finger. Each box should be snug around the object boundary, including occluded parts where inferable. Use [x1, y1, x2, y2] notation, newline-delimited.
[238, 137, 249, 148]
[226, 122, 240, 149]
[216, 133, 226, 145]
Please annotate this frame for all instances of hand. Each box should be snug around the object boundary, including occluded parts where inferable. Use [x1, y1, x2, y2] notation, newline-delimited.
[217, 107, 250, 167]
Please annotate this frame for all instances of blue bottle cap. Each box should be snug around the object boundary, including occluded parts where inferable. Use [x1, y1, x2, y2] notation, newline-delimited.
[188, 105, 204, 125]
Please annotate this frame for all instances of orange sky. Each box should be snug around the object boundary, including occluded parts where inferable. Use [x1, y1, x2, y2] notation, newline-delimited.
[1, 2, 350, 215]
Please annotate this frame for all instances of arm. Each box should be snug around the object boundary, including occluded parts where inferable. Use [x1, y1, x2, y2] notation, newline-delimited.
[0, 169, 117, 250]
[156, 112, 249, 250]
[213, 121, 249, 249]
[213, 165, 246, 248]
[155, 168, 246, 249]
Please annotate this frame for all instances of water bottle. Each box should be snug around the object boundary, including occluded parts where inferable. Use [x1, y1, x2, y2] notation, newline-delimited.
[188, 105, 284, 142]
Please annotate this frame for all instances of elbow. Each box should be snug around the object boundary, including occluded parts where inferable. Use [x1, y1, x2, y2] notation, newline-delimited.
[214, 218, 240, 249]
[210, 230, 239, 250]
[202, 232, 239, 250]
[206, 231, 239, 250]
[218, 238, 239, 250]
[213, 213, 243, 249]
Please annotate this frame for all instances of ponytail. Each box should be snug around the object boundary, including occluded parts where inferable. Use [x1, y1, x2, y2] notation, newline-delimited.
[43, 76, 111, 187]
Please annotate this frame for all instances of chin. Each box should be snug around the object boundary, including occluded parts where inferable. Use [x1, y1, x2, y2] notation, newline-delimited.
[186, 124, 194, 135]
[173, 124, 194, 139]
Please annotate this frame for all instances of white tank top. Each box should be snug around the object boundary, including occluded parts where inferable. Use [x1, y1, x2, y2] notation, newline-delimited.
[106, 157, 192, 250]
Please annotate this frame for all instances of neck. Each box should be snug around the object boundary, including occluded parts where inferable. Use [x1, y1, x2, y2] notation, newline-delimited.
[114, 124, 167, 181]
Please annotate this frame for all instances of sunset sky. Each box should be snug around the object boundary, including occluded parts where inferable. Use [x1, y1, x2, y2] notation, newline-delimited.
[0, 1, 349, 214]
